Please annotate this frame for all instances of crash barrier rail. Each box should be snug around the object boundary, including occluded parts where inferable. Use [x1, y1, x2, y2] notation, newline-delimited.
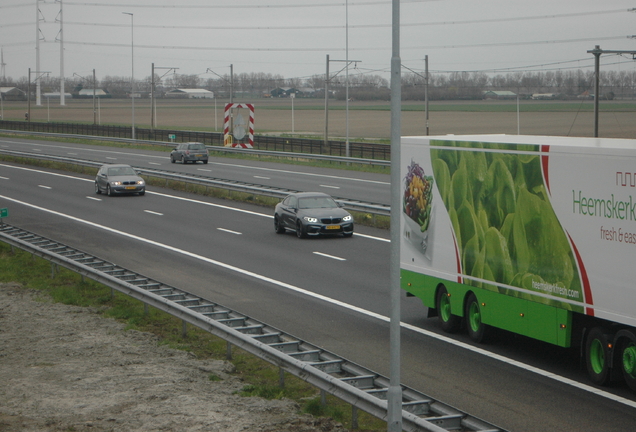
[0, 149, 390, 216]
[0, 128, 390, 168]
[0, 120, 391, 161]
[0, 222, 505, 432]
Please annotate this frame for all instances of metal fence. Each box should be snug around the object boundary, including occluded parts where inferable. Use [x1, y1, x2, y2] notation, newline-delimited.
[0, 120, 391, 160]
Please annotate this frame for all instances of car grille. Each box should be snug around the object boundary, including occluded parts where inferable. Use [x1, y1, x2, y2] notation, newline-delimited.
[122, 181, 137, 185]
[321, 217, 342, 224]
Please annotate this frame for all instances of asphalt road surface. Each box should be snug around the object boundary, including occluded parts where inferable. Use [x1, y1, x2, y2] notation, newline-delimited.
[1, 139, 635, 431]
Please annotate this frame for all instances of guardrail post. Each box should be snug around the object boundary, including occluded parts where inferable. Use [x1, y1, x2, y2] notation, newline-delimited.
[321, 389, 326, 406]
[226, 341, 232, 360]
[351, 406, 359, 430]
[144, 303, 149, 315]
[182, 319, 187, 338]
[50, 262, 55, 278]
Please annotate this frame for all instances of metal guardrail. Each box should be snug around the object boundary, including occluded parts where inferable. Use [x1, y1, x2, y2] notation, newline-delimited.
[0, 128, 391, 167]
[0, 148, 391, 216]
[0, 222, 505, 432]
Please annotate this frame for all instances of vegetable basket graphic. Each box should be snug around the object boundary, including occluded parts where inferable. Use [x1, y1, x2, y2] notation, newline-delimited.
[403, 160, 434, 257]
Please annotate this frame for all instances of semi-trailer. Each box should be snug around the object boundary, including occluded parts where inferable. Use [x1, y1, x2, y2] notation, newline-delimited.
[400, 134, 636, 390]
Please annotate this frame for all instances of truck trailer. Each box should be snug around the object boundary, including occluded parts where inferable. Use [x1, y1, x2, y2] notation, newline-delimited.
[400, 134, 636, 391]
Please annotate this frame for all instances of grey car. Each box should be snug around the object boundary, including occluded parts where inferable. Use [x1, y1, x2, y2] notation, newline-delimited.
[95, 164, 145, 196]
[170, 142, 209, 164]
[274, 192, 354, 238]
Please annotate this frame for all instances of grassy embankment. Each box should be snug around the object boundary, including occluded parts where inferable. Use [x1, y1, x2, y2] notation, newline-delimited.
[0, 238, 386, 430]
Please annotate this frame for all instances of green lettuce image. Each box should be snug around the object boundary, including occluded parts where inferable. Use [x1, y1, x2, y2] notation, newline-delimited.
[430, 140, 583, 310]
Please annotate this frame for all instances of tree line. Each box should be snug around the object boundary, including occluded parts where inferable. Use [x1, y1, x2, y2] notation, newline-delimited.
[2, 68, 635, 101]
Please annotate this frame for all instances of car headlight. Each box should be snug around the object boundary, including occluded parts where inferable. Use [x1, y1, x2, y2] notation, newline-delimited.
[303, 216, 318, 223]
[111, 181, 122, 186]
[137, 180, 145, 185]
[343, 215, 352, 222]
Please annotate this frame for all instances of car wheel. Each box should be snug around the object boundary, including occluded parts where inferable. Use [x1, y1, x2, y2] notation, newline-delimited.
[139, 190, 145, 196]
[106, 184, 113, 197]
[343, 228, 354, 238]
[95, 182, 101, 194]
[274, 215, 285, 234]
[170, 155, 175, 163]
[296, 220, 306, 239]
[203, 160, 208, 164]
[182, 156, 187, 164]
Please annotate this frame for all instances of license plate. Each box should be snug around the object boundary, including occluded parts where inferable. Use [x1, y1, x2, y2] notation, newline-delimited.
[125, 186, 136, 190]
[195, 154, 203, 157]
[326, 225, 340, 230]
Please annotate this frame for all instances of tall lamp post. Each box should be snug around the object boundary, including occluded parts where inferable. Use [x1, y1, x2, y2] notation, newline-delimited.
[123, 12, 135, 140]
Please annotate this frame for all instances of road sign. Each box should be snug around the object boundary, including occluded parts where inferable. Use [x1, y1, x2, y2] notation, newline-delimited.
[0, 208, 7, 218]
[168, 134, 176, 141]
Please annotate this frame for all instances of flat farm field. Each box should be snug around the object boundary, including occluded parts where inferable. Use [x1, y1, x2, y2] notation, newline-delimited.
[3, 98, 636, 139]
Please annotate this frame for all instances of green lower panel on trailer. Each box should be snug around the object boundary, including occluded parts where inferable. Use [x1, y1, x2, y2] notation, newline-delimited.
[401, 269, 572, 347]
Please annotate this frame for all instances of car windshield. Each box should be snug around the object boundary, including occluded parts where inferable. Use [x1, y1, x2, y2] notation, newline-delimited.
[108, 166, 136, 176]
[189, 144, 206, 150]
[298, 196, 338, 209]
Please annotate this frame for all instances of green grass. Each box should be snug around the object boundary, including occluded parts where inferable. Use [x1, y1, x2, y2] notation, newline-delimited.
[0, 243, 387, 431]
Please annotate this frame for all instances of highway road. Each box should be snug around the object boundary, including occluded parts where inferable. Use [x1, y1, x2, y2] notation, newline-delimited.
[0, 137, 391, 205]
[1, 137, 635, 431]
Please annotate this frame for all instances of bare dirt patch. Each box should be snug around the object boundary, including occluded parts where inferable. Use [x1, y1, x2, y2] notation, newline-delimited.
[0, 283, 346, 432]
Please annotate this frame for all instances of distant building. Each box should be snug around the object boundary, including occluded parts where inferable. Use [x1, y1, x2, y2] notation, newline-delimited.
[42, 92, 73, 99]
[0, 87, 26, 101]
[270, 87, 298, 98]
[165, 88, 214, 99]
[483, 90, 517, 100]
[76, 89, 111, 99]
[531, 93, 556, 100]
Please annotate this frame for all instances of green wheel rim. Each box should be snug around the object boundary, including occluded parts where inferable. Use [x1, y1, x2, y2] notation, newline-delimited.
[623, 342, 636, 378]
[468, 301, 481, 333]
[440, 295, 452, 323]
[589, 338, 605, 375]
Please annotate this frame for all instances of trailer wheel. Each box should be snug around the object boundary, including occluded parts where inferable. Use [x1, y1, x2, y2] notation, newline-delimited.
[585, 327, 610, 386]
[465, 293, 486, 343]
[620, 339, 636, 391]
[436, 287, 461, 333]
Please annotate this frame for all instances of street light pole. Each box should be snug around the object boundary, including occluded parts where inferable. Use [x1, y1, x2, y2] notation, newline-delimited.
[123, 12, 135, 140]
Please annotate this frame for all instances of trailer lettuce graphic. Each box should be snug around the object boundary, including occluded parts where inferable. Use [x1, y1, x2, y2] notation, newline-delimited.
[429, 140, 583, 310]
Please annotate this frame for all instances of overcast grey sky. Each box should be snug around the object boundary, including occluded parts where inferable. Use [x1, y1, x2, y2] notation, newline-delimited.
[1, 0, 635, 83]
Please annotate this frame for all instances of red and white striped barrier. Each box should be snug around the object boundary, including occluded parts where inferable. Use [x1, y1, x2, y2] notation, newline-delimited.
[223, 103, 254, 148]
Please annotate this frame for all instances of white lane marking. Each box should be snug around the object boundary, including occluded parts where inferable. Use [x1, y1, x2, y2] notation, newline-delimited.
[1, 193, 635, 409]
[197, 168, 212, 172]
[0, 176, 9, 180]
[313, 251, 346, 261]
[218, 228, 242, 235]
[254, 176, 270, 180]
[0, 163, 390, 243]
[33, 149, 42, 152]
[38, 185, 52, 189]
[86, 196, 102, 201]
[106, 157, 117, 160]
[148, 162, 161, 166]
[319, 184, 340, 189]
[68, 152, 78, 155]
[144, 210, 163, 216]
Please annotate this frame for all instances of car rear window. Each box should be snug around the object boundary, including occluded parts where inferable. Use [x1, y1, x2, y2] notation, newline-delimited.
[188, 144, 206, 150]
